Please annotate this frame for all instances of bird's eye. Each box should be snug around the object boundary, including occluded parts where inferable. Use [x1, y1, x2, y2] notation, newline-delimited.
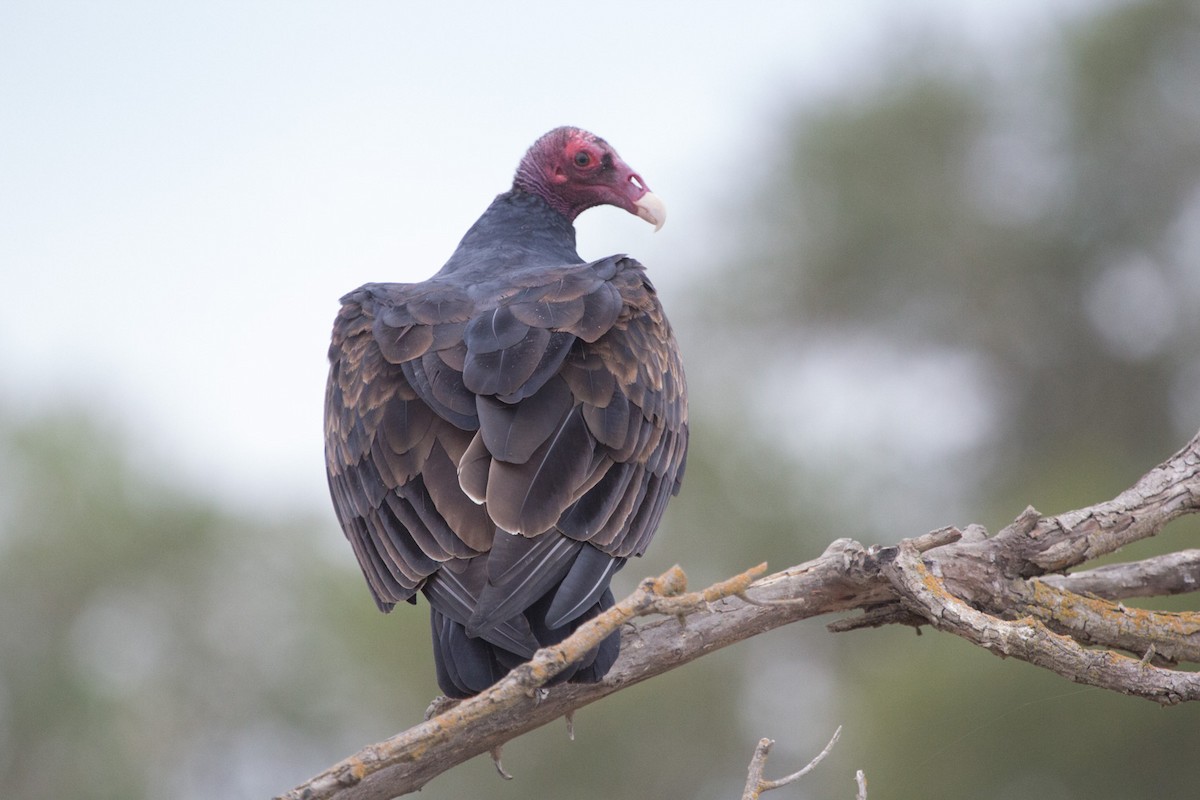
[574, 152, 591, 167]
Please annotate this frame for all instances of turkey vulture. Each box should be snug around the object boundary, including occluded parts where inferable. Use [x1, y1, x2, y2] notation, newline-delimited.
[324, 127, 687, 698]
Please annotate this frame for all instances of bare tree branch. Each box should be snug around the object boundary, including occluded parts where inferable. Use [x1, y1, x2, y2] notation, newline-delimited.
[1016, 579, 1200, 664]
[278, 430, 1200, 800]
[740, 727, 844, 800]
[883, 541, 1200, 703]
[276, 564, 770, 800]
[1038, 550, 1200, 599]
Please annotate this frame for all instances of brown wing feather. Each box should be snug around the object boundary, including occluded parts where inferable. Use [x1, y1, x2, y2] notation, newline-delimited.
[324, 255, 687, 624]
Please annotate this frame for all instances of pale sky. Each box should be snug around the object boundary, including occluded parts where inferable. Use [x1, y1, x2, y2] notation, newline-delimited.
[0, 1, 1106, 514]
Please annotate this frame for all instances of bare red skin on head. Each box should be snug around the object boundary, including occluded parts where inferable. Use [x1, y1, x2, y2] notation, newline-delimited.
[513, 127, 651, 222]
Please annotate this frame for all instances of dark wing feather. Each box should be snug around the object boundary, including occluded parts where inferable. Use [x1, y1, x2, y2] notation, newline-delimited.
[497, 331, 575, 403]
[463, 326, 551, 397]
[424, 564, 539, 657]
[325, 254, 687, 691]
[398, 358, 471, 431]
[476, 375, 573, 463]
[418, 439, 492, 551]
[581, 385, 631, 449]
[556, 261, 689, 559]
[326, 286, 486, 612]
[544, 545, 625, 628]
[484, 406, 597, 536]
[558, 460, 638, 539]
[467, 532, 583, 635]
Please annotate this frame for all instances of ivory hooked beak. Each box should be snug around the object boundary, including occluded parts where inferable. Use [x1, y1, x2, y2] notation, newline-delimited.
[634, 192, 666, 232]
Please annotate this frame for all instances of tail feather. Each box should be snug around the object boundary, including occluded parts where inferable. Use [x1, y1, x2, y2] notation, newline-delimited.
[431, 609, 507, 699]
[427, 559, 622, 697]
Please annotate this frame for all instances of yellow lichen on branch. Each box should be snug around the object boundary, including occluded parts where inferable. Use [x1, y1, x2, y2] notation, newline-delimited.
[1021, 579, 1200, 663]
[885, 543, 1200, 705]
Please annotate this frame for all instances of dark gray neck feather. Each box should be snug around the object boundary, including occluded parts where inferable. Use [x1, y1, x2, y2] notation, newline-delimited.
[436, 190, 581, 277]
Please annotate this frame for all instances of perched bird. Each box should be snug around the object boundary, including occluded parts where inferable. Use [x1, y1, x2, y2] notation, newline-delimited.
[324, 127, 687, 698]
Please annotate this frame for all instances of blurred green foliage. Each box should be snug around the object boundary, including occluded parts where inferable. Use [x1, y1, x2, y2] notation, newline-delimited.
[723, 0, 1200, 491]
[3, 1, 1200, 798]
[686, 0, 1200, 796]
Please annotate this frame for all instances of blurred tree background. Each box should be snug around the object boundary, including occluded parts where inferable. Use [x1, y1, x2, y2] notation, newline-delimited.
[3, 1, 1199, 797]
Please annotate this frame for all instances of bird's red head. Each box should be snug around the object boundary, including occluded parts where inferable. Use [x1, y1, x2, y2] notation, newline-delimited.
[513, 127, 665, 230]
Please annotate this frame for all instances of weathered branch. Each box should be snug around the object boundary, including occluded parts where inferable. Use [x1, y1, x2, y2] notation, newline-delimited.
[1016, 579, 1200, 664]
[987, 433, 1200, 575]
[277, 564, 771, 800]
[1038, 550, 1200, 599]
[883, 542, 1200, 703]
[740, 727, 846, 800]
[279, 429, 1200, 800]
